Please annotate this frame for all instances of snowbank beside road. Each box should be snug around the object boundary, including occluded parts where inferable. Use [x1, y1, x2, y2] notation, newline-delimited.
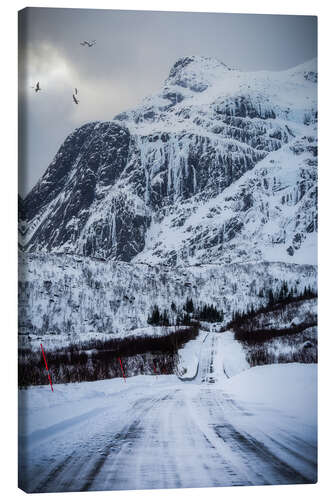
[215, 331, 249, 378]
[177, 331, 208, 379]
[222, 363, 317, 427]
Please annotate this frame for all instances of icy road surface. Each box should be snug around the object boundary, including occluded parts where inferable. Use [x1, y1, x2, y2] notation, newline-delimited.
[19, 332, 317, 492]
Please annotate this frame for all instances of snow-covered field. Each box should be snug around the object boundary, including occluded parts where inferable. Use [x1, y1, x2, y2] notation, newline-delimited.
[19, 331, 317, 492]
[223, 363, 317, 428]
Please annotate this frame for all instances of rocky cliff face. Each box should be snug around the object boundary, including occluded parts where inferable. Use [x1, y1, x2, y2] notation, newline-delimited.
[20, 56, 317, 265]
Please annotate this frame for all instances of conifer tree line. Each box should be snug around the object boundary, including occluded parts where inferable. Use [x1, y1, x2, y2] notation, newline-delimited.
[147, 298, 224, 326]
[267, 281, 316, 305]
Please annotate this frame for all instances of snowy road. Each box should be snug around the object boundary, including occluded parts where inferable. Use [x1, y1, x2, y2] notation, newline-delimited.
[19, 333, 317, 492]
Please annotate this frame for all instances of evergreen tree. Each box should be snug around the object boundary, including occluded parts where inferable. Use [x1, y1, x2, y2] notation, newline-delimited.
[147, 305, 161, 325]
[268, 288, 275, 305]
[258, 288, 264, 298]
[184, 297, 194, 314]
[199, 304, 223, 322]
[162, 309, 170, 326]
[182, 313, 192, 325]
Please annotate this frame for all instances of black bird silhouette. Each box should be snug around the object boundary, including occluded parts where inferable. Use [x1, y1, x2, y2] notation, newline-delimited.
[72, 94, 79, 105]
[80, 40, 96, 47]
[31, 81, 41, 92]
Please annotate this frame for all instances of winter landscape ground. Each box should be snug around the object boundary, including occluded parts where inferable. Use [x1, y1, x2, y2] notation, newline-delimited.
[18, 331, 317, 492]
[18, 53, 317, 492]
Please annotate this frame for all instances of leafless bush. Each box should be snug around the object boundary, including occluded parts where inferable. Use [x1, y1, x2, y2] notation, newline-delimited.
[18, 325, 198, 387]
[242, 328, 317, 367]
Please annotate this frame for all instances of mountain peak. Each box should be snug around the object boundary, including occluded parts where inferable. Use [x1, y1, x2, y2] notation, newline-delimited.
[21, 54, 317, 266]
[166, 55, 230, 92]
[168, 55, 229, 76]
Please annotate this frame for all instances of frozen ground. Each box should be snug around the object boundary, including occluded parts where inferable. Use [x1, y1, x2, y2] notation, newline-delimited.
[19, 331, 317, 492]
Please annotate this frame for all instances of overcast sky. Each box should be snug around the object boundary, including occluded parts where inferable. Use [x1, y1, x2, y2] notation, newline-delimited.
[18, 8, 317, 196]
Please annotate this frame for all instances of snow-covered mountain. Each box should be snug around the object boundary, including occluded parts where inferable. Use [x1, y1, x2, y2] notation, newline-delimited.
[20, 56, 317, 265]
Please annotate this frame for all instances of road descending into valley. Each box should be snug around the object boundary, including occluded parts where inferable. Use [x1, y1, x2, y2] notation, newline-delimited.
[19, 332, 317, 492]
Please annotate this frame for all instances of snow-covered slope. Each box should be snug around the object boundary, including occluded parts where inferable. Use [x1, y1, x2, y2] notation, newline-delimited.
[222, 363, 317, 429]
[18, 251, 317, 338]
[20, 56, 317, 265]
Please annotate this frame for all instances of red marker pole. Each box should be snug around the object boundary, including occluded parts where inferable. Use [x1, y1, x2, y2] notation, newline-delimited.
[153, 363, 158, 379]
[118, 357, 126, 383]
[40, 343, 54, 392]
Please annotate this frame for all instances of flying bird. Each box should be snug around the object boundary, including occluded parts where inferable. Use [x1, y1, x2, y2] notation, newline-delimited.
[72, 94, 79, 105]
[80, 40, 96, 47]
[31, 81, 41, 92]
